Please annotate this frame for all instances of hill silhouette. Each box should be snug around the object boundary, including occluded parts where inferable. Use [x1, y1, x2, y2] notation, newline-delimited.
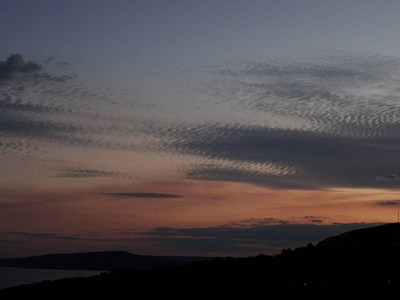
[2, 223, 400, 297]
[318, 222, 400, 251]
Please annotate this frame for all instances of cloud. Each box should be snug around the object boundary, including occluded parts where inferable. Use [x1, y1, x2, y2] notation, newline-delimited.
[0, 55, 81, 143]
[0, 116, 80, 140]
[165, 122, 400, 189]
[0, 222, 385, 256]
[378, 201, 400, 206]
[226, 218, 289, 228]
[56, 168, 127, 178]
[375, 174, 400, 181]
[206, 51, 400, 138]
[0, 231, 135, 245]
[44, 56, 56, 64]
[103, 193, 183, 198]
[157, 51, 400, 190]
[304, 216, 325, 223]
[0, 54, 74, 84]
[1, 51, 400, 191]
[0, 54, 42, 82]
[3, 231, 80, 241]
[0, 53, 144, 161]
[142, 222, 384, 254]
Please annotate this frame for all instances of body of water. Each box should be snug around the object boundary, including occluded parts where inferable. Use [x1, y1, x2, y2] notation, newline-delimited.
[0, 267, 104, 289]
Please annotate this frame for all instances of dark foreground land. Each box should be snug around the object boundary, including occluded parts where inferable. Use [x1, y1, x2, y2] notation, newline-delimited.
[2, 223, 400, 297]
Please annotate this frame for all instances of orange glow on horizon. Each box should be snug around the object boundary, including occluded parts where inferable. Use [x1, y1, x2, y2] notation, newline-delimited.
[1, 178, 399, 257]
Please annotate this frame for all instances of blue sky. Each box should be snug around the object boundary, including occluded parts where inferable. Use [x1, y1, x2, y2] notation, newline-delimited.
[4, 0, 400, 84]
[0, 0, 399, 258]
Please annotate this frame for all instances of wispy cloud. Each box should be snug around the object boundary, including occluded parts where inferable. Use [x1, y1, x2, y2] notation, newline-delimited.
[206, 51, 400, 138]
[2, 231, 80, 241]
[103, 193, 183, 199]
[1, 51, 399, 190]
[0, 54, 146, 162]
[155, 51, 400, 190]
[378, 201, 400, 206]
[375, 174, 400, 181]
[56, 168, 128, 178]
[163, 123, 400, 189]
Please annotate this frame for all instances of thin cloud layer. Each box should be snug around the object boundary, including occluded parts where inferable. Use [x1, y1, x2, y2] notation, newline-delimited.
[157, 51, 400, 190]
[206, 51, 400, 138]
[166, 123, 400, 189]
[378, 201, 400, 206]
[141, 221, 384, 254]
[103, 193, 182, 198]
[56, 168, 127, 178]
[0, 54, 146, 163]
[1, 52, 399, 190]
[0, 222, 384, 256]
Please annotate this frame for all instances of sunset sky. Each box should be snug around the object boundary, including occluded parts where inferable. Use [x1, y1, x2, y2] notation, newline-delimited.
[1, 0, 400, 258]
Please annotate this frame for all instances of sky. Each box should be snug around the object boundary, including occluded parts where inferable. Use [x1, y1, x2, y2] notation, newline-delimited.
[0, 0, 399, 258]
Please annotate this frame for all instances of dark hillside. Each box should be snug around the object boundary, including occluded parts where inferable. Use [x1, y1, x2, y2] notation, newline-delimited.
[2, 223, 400, 297]
[317, 223, 400, 252]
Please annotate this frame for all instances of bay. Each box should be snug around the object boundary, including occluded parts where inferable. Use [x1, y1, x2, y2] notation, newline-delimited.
[0, 267, 103, 289]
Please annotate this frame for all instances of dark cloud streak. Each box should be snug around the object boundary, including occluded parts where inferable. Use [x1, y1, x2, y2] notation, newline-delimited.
[0, 54, 42, 82]
[378, 201, 400, 206]
[0, 222, 386, 256]
[161, 51, 400, 190]
[142, 222, 384, 254]
[103, 193, 183, 199]
[167, 123, 400, 189]
[56, 168, 127, 178]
